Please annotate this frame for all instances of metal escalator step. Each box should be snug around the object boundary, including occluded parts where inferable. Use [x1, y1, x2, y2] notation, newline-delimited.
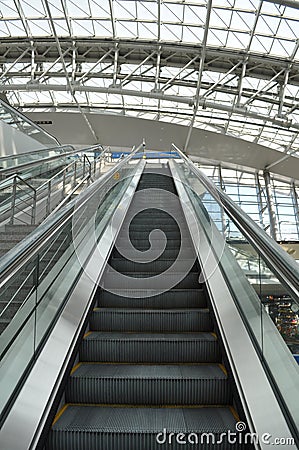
[97, 289, 207, 308]
[130, 202, 181, 210]
[128, 218, 184, 227]
[48, 405, 241, 450]
[109, 258, 198, 273]
[110, 247, 193, 260]
[117, 230, 182, 239]
[102, 272, 202, 289]
[129, 212, 183, 220]
[66, 363, 231, 405]
[113, 241, 193, 253]
[127, 224, 186, 231]
[90, 308, 212, 332]
[80, 332, 220, 363]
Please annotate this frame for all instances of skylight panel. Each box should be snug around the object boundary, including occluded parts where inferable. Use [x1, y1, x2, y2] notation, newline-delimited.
[0, 0, 18, 17]
[21, 1, 46, 18]
[48, 20, 67, 35]
[5, 20, 27, 36]
[160, 24, 182, 41]
[277, 17, 298, 40]
[233, 0, 259, 9]
[72, 19, 94, 37]
[207, 29, 228, 46]
[114, 0, 136, 20]
[184, 5, 205, 26]
[138, 22, 158, 40]
[284, 6, 299, 20]
[210, 8, 232, 28]
[137, 1, 157, 21]
[0, 21, 10, 37]
[115, 20, 137, 38]
[230, 10, 255, 32]
[182, 25, 204, 43]
[93, 20, 112, 37]
[65, 0, 91, 17]
[28, 19, 51, 36]
[250, 35, 274, 54]
[270, 38, 294, 57]
[161, 3, 184, 23]
[226, 31, 249, 50]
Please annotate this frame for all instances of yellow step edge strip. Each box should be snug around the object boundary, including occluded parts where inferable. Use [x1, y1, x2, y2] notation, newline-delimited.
[75, 361, 223, 366]
[218, 364, 228, 376]
[70, 362, 82, 375]
[229, 406, 240, 422]
[52, 404, 69, 426]
[84, 331, 218, 336]
[66, 402, 237, 410]
[83, 331, 92, 338]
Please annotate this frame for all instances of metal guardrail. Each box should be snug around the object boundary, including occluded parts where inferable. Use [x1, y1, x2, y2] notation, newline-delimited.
[0, 98, 60, 147]
[0, 143, 143, 293]
[0, 145, 112, 225]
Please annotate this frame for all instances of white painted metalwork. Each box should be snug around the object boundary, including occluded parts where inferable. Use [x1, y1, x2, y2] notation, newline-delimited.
[0, 1, 299, 153]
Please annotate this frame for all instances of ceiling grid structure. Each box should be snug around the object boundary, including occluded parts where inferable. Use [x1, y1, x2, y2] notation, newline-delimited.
[0, 0, 298, 153]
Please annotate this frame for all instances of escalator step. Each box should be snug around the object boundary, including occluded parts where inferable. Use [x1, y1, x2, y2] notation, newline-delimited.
[109, 258, 198, 273]
[102, 272, 202, 289]
[80, 332, 220, 363]
[110, 248, 193, 260]
[48, 405, 241, 450]
[116, 239, 193, 249]
[127, 224, 186, 231]
[97, 289, 207, 309]
[117, 230, 182, 239]
[129, 215, 184, 222]
[90, 308, 212, 332]
[66, 363, 231, 405]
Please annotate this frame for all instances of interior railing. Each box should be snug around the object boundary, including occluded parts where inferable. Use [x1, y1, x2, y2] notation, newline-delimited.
[0, 98, 59, 148]
[0, 143, 144, 425]
[0, 146, 112, 225]
[172, 143, 299, 443]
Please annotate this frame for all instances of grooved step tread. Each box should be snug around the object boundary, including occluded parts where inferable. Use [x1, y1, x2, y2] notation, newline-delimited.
[70, 363, 226, 379]
[84, 332, 216, 341]
[93, 307, 209, 313]
[97, 288, 207, 309]
[52, 405, 237, 433]
[66, 362, 232, 405]
[90, 308, 212, 332]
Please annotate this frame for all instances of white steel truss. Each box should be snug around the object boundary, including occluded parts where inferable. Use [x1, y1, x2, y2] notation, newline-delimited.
[0, 0, 299, 152]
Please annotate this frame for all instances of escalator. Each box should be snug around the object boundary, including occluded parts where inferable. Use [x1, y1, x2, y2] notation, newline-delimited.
[0, 145, 110, 255]
[0, 151, 298, 450]
[46, 168, 249, 449]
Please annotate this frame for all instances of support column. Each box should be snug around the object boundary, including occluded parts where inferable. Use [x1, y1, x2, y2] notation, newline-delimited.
[291, 182, 299, 238]
[263, 169, 278, 240]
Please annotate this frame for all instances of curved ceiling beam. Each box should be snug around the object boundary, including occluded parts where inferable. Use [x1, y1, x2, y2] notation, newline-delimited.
[0, 38, 298, 84]
[1, 82, 297, 131]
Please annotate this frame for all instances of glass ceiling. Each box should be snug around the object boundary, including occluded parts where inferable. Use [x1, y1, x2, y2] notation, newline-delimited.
[0, 0, 299, 153]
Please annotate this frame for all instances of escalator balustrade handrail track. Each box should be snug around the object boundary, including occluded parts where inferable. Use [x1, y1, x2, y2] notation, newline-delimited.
[0, 145, 142, 295]
[172, 143, 299, 305]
